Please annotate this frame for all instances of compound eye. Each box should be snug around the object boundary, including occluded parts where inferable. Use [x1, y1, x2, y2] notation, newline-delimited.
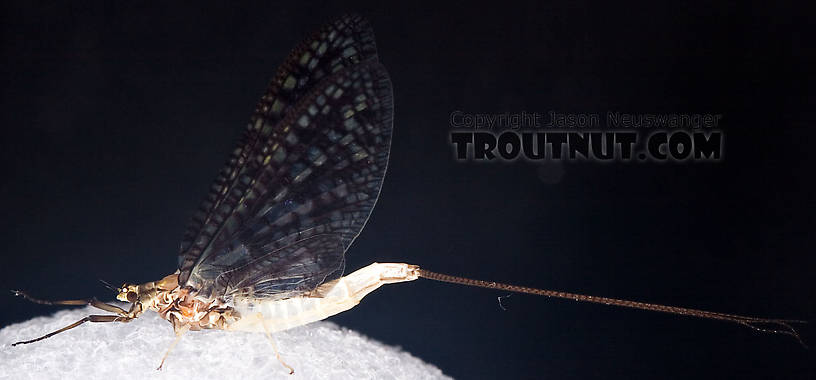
[126, 291, 137, 303]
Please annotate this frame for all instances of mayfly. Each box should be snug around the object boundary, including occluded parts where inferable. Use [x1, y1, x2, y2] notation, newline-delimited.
[11, 13, 805, 373]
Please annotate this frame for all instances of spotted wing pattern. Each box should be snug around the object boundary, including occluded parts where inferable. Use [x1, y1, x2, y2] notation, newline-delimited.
[178, 13, 384, 290]
[180, 49, 393, 301]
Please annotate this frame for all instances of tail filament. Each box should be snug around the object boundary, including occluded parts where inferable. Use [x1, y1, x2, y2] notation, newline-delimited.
[417, 268, 806, 346]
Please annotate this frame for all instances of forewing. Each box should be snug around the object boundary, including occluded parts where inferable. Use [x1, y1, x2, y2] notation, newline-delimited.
[179, 14, 381, 287]
[184, 59, 393, 301]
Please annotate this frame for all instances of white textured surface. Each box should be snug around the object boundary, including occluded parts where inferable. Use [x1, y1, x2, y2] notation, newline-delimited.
[0, 306, 451, 380]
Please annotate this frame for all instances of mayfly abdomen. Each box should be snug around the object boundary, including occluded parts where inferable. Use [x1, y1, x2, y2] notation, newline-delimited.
[227, 263, 419, 333]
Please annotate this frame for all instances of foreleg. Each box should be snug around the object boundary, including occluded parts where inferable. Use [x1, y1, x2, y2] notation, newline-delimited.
[11, 290, 128, 316]
[11, 314, 133, 346]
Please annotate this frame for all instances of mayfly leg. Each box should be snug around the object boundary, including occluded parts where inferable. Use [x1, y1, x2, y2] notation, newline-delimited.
[257, 313, 295, 375]
[156, 324, 190, 371]
[11, 290, 129, 316]
[10, 290, 136, 346]
[11, 314, 133, 346]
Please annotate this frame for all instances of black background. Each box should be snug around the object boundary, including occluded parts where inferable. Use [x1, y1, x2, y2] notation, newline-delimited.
[1, 2, 814, 379]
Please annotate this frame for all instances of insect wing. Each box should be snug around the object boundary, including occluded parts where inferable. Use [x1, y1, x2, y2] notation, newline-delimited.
[178, 14, 382, 287]
[185, 59, 393, 301]
[208, 233, 345, 301]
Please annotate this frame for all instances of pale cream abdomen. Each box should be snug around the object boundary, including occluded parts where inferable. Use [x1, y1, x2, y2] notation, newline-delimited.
[226, 262, 419, 333]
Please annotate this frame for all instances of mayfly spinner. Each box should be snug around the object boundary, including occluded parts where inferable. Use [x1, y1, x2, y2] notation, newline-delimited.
[11, 13, 804, 373]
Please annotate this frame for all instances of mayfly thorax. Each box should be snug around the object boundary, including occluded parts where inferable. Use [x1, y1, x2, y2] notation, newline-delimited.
[11, 13, 805, 374]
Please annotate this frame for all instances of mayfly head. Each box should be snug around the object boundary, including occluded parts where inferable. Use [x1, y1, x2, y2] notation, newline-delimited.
[116, 284, 139, 303]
